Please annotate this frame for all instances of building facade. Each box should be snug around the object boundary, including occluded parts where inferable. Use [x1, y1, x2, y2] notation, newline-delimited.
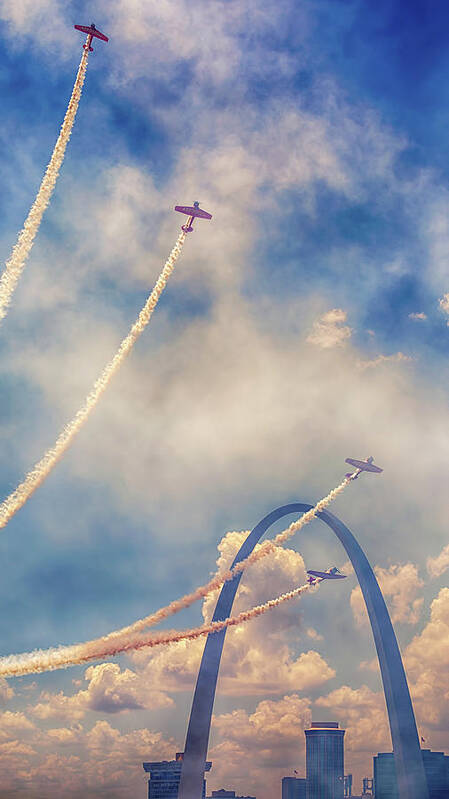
[143, 752, 211, 799]
[374, 749, 449, 799]
[305, 721, 345, 799]
[373, 753, 398, 799]
[282, 776, 306, 799]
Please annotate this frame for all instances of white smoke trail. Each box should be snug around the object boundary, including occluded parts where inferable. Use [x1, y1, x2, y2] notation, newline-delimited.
[0, 231, 186, 528]
[0, 579, 319, 678]
[0, 47, 90, 323]
[94, 475, 351, 639]
[0, 478, 349, 677]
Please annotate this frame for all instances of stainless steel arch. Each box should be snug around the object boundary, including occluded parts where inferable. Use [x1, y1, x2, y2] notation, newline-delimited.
[178, 503, 428, 799]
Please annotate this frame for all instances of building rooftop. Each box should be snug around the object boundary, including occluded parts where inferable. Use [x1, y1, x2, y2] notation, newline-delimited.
[310, 721, 339, 729]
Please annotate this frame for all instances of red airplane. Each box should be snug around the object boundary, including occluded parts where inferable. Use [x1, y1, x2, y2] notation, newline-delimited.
[174, 202, 212, 233]
[74, 23, 109, 52]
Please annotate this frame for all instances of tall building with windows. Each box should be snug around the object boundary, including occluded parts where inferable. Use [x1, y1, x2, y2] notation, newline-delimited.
[143, 752, 212, 799]
[305, 721, 345, 799]
[373, 753, 398, 799]
[282, 776, 306, 799]
[374, 749, 449, 799]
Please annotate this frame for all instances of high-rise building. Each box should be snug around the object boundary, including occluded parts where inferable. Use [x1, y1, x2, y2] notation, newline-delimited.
[373, 753, 398, 799]
[422, 749, 449, 798]
[143, 752, 212, 799]
[282, 776, 306, 799]
[374, 749, 449, 799]
[305, 721, 345, 799]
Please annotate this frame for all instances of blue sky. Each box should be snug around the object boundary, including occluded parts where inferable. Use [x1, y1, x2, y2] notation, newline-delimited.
[1, 0, 449, 797]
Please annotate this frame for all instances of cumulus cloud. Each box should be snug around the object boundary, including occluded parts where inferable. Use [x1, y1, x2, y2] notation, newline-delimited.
[0, 720, 176, 797]
[207, 694, 311, 797]
[214, 693, 311, 746]
[46, 724, 84, 746]
[316, 685, 390, 753]
[404, 588, 449, 730]
[0, 711, 35, 735]
[307, 309, 353, 349]
[350, 563, 424, 627]
[427, 544, 449, 578]
[31, 663, 173, 722]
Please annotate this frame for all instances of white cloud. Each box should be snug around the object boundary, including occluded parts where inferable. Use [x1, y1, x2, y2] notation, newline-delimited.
[316, 685, 390, 753]
[427, 543, 449, 578]
[0, 711, 35, 735]
[408, 312, 427, 321]
[404, 588, 449, 730]
[97, 0, 309, 90]
[0, 0, 71, 52]
[350, 563, 424, 627]
[357, 351, 413, 370]
[307, 309, 353, 349]
[208, 694, 311, 797]
[0, 721, 176, 797]
[30, 663, 173, 722]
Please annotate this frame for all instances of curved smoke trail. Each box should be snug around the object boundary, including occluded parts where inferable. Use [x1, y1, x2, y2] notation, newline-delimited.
[0, 231, 186, 528]
[0, 478, 349, 677]
[0, 580, 319, 678]
[91, 476, 350, 640]
[0, 47, 90, 323]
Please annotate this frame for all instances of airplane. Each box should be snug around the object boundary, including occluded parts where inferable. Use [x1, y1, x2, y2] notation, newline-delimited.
[74, 23, 109, 52]
[174, 201, 212, 233]
[345, 456, 383, 481]
[307, 567, 347, 585]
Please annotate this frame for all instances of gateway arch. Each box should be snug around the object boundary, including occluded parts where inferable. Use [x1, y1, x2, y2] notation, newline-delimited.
[177, 503, 428, 799]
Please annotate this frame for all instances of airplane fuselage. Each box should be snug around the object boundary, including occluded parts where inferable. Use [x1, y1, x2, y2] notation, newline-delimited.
[182, 216, 195, 233]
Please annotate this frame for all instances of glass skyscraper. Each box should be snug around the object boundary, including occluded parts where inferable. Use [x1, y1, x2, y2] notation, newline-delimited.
[305, 721, 345, 799]
[374, 749, 449, 799]
[282, 776, 307, 799]
[143, 752, 211, 799]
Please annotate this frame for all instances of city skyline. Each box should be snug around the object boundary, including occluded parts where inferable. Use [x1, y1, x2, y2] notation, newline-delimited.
[1, 0, 449, 797]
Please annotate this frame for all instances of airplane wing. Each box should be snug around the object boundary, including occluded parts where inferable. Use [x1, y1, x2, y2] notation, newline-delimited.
[345, 458, 383, 473]
[307, 570, 346, 580]
[175, 205, 212, 219]
[92, 28, 109, 42]
[192, 207, 212, 219]
[74, 24, 109, 42]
